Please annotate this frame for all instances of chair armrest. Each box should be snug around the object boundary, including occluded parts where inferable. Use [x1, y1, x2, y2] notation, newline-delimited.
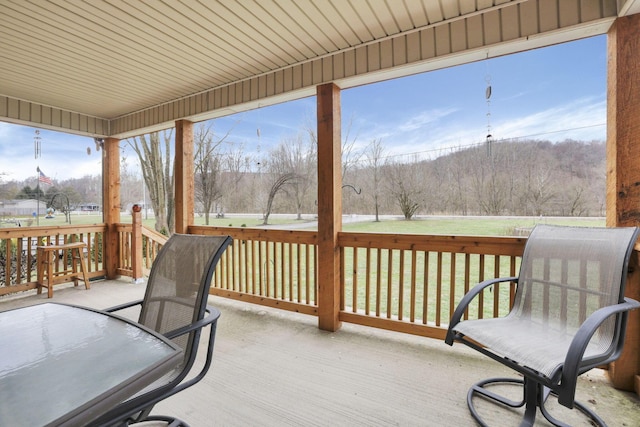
[445, 277, 518, 345]
[163, 305, 221, 340]
[159, 305, 222, 400]
[559, 297, 640, 407]
[104, 299, 144, 313]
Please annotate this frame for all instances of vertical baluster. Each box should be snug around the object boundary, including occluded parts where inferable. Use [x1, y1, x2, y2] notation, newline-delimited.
[478, 254, 485, 319]
[543, 256, 551, 324]
[560, 258, 569, 325]
[578, 258, 587, 323]
[422, 251, 429, 324]
[305, 244, 311, 304]
[386, 249, 393, 319]
[238, 237, 244, 292]
[493, 255, 500, 318]
[296, 243, 302, 303]
[410, 250, 417, 323]
[463, 253, 471, 320]
[449, 252, 456, 321]
[376, 248, 382, 317]
[250, 239, 257, 295]
[288, 243, 293, 301]
[365, 247, 371, 315]
[398, 249, 404, 321]
[352, 247, 358, 313]
[436, 252, 443, 326]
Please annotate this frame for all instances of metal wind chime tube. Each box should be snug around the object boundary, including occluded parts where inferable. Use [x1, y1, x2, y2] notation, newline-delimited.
[34, 129, 41, 226]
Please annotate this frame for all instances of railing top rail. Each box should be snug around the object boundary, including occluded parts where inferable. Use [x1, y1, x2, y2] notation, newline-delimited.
[0, 224, 107, 239]
[141, 226, 169, 245]
[189, 225, 317, 244]
[339, 232, 526, 256]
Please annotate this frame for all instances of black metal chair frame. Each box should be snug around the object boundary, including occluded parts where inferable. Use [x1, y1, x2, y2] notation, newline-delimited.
[90, 234, 232, 427]
[445, 225, 640, 427]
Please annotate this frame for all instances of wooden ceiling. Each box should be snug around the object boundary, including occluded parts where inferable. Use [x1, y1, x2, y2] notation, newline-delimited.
[1, 0, 639, 138]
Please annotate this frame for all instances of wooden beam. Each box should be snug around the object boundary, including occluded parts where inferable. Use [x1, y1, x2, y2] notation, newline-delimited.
[606, 13, 640, 392]
[102, 137, 120, 279]
[317, 83, 342, 332]
[174, 119, 194, 234]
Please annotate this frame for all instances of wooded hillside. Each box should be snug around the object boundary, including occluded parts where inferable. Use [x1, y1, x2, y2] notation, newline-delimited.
[342, 139, 605, 218]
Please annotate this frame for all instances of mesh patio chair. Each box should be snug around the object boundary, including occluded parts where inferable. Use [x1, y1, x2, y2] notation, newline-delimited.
[90, 234, 232, 427]
[445, 225, 639, 427]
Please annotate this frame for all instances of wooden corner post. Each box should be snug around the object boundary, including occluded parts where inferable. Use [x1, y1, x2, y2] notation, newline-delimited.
[606, 14, 640, 392]
[317, 83, 342, 332]
[175, 119, 195, 234]
[103, 137, 121, 279]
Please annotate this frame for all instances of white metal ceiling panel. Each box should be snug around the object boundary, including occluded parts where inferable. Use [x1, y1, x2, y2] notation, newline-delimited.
[0, 0, 625, 138]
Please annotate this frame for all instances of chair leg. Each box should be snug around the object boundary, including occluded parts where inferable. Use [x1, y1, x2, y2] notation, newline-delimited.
[467, 377, 607, 427]
[142, 415, 191, 427]
[538, 388, 607, 427]
[468, 377, 526, 427]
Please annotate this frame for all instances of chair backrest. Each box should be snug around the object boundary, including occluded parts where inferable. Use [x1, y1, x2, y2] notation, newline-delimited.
[513, 225, 638, 358]
[139, 233, 232, 375]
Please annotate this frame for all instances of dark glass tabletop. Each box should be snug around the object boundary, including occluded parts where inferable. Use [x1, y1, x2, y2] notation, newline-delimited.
[0, 303, 182, 426]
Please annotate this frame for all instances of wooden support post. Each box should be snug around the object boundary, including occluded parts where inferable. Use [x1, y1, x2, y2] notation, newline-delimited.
[606, 14, 640, 392]
[131, 204, 143, 283]
[103, 137, 121, 279]
[175, 120, 194, 234]
[317, 83, 342, 332]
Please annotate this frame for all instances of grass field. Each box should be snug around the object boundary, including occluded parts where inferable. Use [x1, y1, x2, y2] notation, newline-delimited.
[340, 216, 605, 236]
[1, 213, 605, 236]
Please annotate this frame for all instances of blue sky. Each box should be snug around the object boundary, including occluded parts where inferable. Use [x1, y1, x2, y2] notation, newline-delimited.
[0, 35, 606, 182]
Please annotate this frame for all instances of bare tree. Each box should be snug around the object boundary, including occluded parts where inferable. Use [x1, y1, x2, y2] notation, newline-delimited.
[119, 154, 142, 210]
[385, 156, 423, 220]
[526, 166, 556, 216]
[194, 123, 229, 224]
[222, 144, 254, 212]
[267, 135, 316, 220]
[263, 172, 299, 225]
[364, 139, 385, 222]
[467, 145, 509, 215]
[128, 130, 174, 234]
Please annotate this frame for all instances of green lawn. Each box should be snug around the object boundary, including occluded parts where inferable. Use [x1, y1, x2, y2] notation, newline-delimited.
[341, 217, 606, 236]
[2, 213, 605, 236]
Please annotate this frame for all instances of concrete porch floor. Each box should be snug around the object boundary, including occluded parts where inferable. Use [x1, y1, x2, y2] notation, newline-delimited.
[1, 279, 638, 426]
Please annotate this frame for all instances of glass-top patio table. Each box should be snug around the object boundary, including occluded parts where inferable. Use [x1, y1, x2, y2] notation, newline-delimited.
[0, 303, 182, 426]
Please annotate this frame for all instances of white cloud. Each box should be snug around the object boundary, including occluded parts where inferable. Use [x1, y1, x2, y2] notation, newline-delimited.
[397, 107, 458, 132]
[495, 97, 606, 142]
[355, 95, 606, 164]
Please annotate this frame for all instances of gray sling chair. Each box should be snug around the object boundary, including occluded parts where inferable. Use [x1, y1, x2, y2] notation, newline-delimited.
[445, 225, 640, 427]
[89, 234, 233, 427]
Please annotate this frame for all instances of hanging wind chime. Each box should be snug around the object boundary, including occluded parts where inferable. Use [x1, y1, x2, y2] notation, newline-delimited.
[485, 70, 493, 157]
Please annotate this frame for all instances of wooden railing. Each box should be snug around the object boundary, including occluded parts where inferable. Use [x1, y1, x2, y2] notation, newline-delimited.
[115, 217, 168, 279]
[188, 225, 527, 339]
[0, 225, 107, 296]
[190, 226, 319, 315]
[0, 218, 525, 341]
[338, 233, 525, 339]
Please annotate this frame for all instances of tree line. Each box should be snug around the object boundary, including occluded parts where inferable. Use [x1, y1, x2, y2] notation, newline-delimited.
[0, 123, 605, 233]
[127, 124, 604, 234]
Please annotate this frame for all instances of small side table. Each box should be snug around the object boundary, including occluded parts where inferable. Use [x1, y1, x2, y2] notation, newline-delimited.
[37, 242, 90, 298]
